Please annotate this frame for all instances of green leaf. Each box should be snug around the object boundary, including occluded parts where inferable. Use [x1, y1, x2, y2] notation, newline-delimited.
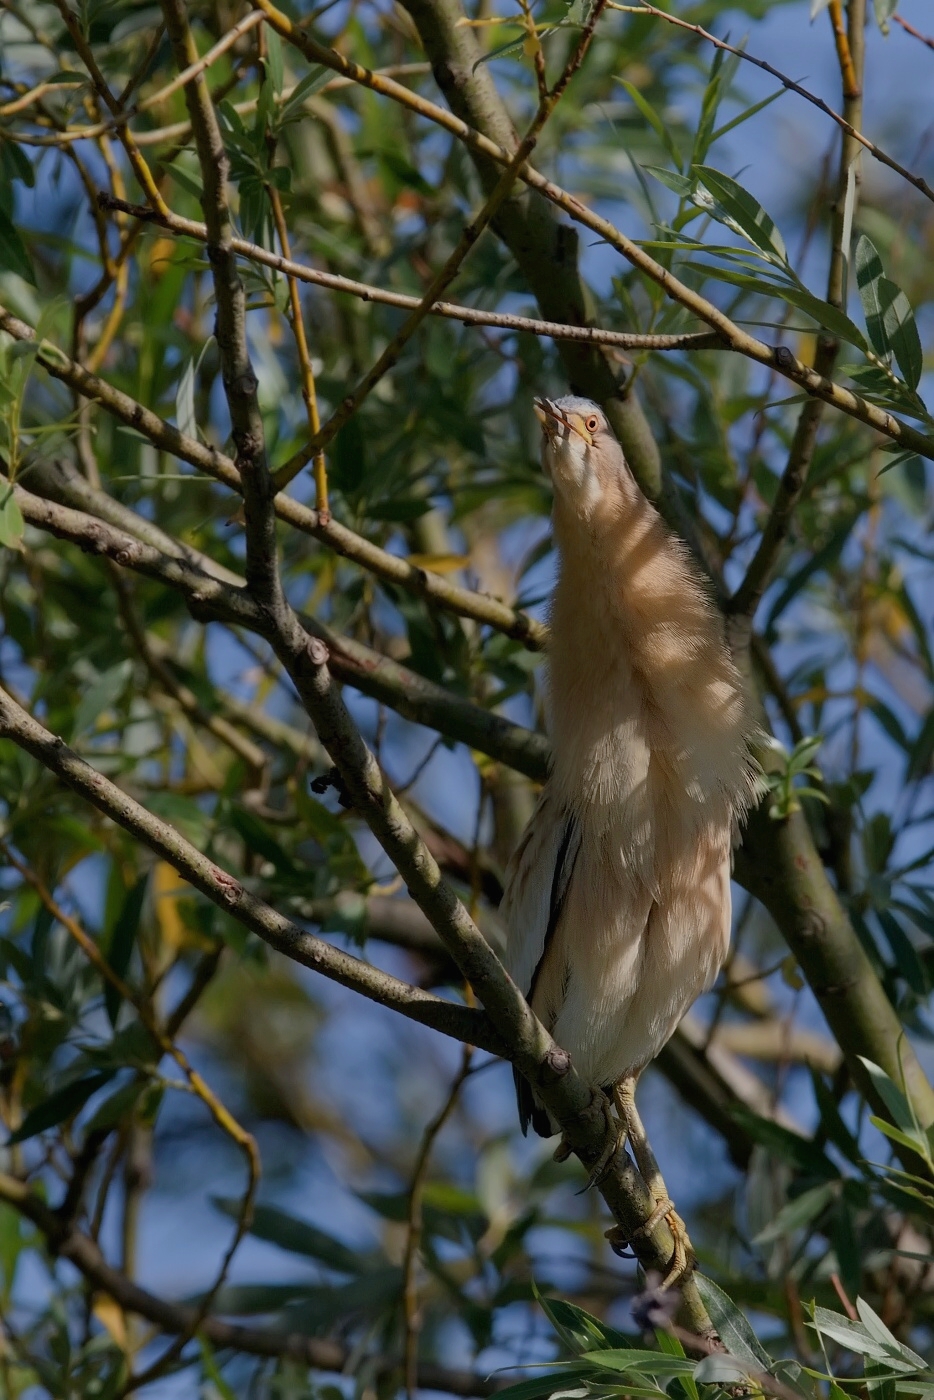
[212, 1198, 365, 1274]
[582, 1350, 694, 1377]
[642, 165, 695, 200]
[853, 233, 921, 384]
[265, 26, 284, 94]
[0, 486, 24, 552]
[682, 260, 868, 350]
[198, 1335, 238, 1400]
[692, 1355, 750, 1386]
[83, 1076, 148, 1134]
[709, 87, 784, 145]
[0, 141, 36, 189]
[617, 81, 682, 170]
[538, 1292, 632, 1354]
[809, 1308, 918, 1368]
[175, 358, 196, 440]
[279, 66, 332, 123]
[694, 1275, 772, 1369]
[656, 1329, 698, 1400]
[857, 1056, 916, 1130]
[0, 206, 36, 284]
[693, 165, 788, 263]
[476, 1367, 595, 1400]
[752, 1182, 836, 1245]
[73, 660, 133, 741]
[879, 277, 924, 389]
[870, 1116, 931, 1163]
[8, 1070, 115, 1143]
[104, 874, 147, 1027]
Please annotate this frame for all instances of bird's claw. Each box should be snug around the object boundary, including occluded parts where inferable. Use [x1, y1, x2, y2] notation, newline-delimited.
[578, 1091, 624, 1192]
[605, 1199, 691, 1289]
[552, 1093, 624, 1191]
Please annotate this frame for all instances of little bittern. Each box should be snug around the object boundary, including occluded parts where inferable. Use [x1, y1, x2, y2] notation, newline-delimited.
[503, 396, 759, 1269]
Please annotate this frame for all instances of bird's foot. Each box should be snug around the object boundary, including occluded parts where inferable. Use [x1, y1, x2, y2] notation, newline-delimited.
[622, 1198, 690, 1289]
[552, 1092, 624, 1190]
[579, 1090, 624, 1192]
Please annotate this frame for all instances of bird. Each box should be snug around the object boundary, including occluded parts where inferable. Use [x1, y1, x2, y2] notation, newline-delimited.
[501, 394, 760, 1278]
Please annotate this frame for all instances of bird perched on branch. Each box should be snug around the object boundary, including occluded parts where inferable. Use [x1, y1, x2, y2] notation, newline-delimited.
[502, 395, 760, 1279]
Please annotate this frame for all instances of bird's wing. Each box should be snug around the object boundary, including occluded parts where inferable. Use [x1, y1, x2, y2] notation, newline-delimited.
[501, 785, 581, 1137]
[501, 784, 581, 999]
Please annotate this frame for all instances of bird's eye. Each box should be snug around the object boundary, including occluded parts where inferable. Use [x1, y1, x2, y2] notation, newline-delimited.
[585, 415, 599, 432]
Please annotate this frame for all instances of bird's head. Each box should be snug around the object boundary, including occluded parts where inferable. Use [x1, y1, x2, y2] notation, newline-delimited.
[533, 395, 632, 521]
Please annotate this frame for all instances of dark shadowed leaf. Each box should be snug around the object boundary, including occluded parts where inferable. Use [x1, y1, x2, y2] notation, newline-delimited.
[104, 874, 148, 1027]
[212, 1197, 366, 1274]
[8, 1071, 115, 1143]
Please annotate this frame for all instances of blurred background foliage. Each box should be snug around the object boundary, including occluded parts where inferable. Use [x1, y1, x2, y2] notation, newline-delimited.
[1, 0, 934, 1395]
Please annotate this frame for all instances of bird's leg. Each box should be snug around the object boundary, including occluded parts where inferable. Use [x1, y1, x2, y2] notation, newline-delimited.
[603, 1078, 690, 1288]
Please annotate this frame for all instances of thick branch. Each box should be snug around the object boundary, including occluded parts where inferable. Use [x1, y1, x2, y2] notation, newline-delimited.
[735, 803, 934, 1132]
[5, 482, 712, 1332]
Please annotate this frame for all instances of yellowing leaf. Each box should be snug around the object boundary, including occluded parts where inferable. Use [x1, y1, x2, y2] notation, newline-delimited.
[93, 1294, 129, 1350]
[153, 860, 200, 951]
[406, 553, 470, 573]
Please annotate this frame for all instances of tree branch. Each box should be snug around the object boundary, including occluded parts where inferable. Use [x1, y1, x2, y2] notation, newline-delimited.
[0, 680, 503, 1058]
[1, 307, 548, 651]
[0, 1171, 505, 1397]
[161, 0, 279, 606]
[97, 191, 722, 353]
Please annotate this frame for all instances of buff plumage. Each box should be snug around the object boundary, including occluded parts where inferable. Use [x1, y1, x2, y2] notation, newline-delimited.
[502, 395, 760, 1136]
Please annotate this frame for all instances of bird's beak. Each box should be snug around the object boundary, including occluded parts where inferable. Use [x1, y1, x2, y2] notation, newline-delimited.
[533, 397, 592, 446]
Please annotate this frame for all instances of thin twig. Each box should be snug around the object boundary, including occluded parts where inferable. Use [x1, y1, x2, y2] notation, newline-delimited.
[3, 306, 550, 650]
[893, 13, 934, 52]
[95, 194, 723, 354]
[0, 842, 261, 1388]
[607, 2, 933, 203]
[271, 0, 610, 491]
[403, 1047, 473, 1400]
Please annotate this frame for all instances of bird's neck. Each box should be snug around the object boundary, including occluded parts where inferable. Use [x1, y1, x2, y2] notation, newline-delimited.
[546, 490, 750, 827]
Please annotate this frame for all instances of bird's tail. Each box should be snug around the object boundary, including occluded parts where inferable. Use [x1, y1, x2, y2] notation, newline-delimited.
[513, 1065, 553, 1138]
